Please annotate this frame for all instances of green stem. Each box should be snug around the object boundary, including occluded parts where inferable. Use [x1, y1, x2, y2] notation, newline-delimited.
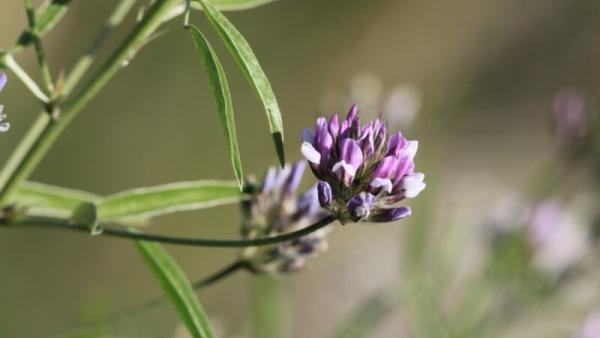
[1, 53, 50, 103]
[8, 215, 336, 247]
[62, 0, 137, 95]
[53, 260, 248, 338]
[22, 0, 54, 95]
[0, 0, 181, 205]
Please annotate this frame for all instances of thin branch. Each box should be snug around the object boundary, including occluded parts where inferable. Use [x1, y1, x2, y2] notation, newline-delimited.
[22, 0, 54, 95]
[7, 215, 337, 247]
[1, 53, 50, 103]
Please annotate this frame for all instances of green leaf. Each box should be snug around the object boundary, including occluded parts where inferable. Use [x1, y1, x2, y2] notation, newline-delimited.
[197, 0, 285, 166]
[135, 241, 215, 338]
[163, 0, 280, 21]
[189, 25, 244, 190]
[12, 181, 100, 218]
[97, 180, 243, 221]
[15, 0, 74, 51]
[72, 202, 101, 235]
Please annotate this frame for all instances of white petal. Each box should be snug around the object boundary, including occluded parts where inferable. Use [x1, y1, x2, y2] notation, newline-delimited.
[370, 178, 393, 193]
[332, 160, 356, 177]
[301, 128, 314, 143]
[405, 140, 419, 160]
[301, 142, 321, 164]
[401, 172, 426, 198]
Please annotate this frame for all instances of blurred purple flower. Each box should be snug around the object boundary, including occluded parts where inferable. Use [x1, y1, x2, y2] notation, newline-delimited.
[0, 73, 9, 133]
[527, 200, 586, 277]
[301, 104, 425, 223]
[552, 88, 587, 143]
[240, 161, 331, 274]
[574, 310, 600, 338]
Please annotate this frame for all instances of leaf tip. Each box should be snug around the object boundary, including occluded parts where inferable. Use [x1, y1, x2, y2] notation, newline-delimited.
[272, 131, 285, 167]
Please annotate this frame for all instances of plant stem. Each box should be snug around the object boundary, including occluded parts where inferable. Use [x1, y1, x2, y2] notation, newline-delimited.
[8, 215, 336, 247]
[0, 0, 181, 205]
[22, 0, 54, 95]
[1, 53, 50, 103]
[62, 0, 137, 95]
[54, 260, 248, 338]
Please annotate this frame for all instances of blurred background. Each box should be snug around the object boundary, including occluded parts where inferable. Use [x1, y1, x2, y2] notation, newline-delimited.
[1, 0, 600, 337]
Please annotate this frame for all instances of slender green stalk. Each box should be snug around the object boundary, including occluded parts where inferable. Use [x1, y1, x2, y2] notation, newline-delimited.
[252, 276, 289, 338]
[7, 215, 336, 247]
[54, 260, 248, 338]
[62, 0, 137, 95]
[0, 0, 181, 205]
[1, 53, 50, 103]
[22, 0, 54, 95]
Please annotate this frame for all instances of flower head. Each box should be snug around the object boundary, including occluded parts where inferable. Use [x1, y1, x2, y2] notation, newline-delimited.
[301, 104, 424, 223]
[0, 73, 9, 133]
[240, 161, 331, 274]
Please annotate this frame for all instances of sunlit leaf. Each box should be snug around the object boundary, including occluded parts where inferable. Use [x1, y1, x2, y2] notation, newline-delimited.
[189, 25, 244, 190]
[135, 241, 215, 338]
[163, 0, 280, 21]
[12, 181, 100, 218]
[97, 180, 243, 221]
[197, 0, 285, 166]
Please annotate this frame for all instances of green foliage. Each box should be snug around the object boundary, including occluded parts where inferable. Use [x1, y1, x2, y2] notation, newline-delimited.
[189, 25, 244, 190]
[12, 181, 100, 218]
[198, 0, 286, 166]
[71, 202, 101, 235]
[97, 180, 243, 222]
[15, 0, 73, 51]
[135, 241, 216, 338]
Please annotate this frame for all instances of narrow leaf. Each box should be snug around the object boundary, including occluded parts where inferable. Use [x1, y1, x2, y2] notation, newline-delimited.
[12, 181, 100, 218]
[163, 0, 280, 22]
[197, 0, 286, 166]
[72, 202, 101, 235]
[189, 25, 244, 190]
[135, 241, 215, 338]
[15, 0, 74, 50]
[97, 180, 243, 221]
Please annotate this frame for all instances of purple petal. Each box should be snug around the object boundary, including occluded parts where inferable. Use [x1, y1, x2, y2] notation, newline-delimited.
[346, 104, 358, 124]
[301, 127, 314, 143]
[328, 114, 339, 140]
[260, 167, 277, 192]
[0, 73, 6, 92]
[370, 178, 393, 194]
[386, 132, 407, 157]
[347, 192, 375, 221]
[340, 139, 364, 169]
[283, 161, 306, 196]
[301, 142, 321, 164]
[371, 207, 411, 222]
[372, 156, 397, 179]
[332, 160, 357, 186]
[317, 181, 333, 206]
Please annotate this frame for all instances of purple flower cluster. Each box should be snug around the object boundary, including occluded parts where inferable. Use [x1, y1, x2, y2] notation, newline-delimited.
[301, 104, 425, 223]
[240, 161, 331, 274]
[0, 73, 9, 133]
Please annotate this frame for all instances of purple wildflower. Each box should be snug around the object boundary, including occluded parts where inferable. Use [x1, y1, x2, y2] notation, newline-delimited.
[573, 310, 600, 338]
[240, 161, 331, 274]
[301, 104, 425, 223]
[0, 73, 9, 133]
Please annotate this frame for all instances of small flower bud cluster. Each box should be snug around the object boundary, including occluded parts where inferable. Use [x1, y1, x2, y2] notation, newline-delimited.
[301, 104, 425, 224]
[240, 161, 331, 274]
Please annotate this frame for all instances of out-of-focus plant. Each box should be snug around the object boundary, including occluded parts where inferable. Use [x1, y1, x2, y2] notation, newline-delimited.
[0, 1, 426, 336]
